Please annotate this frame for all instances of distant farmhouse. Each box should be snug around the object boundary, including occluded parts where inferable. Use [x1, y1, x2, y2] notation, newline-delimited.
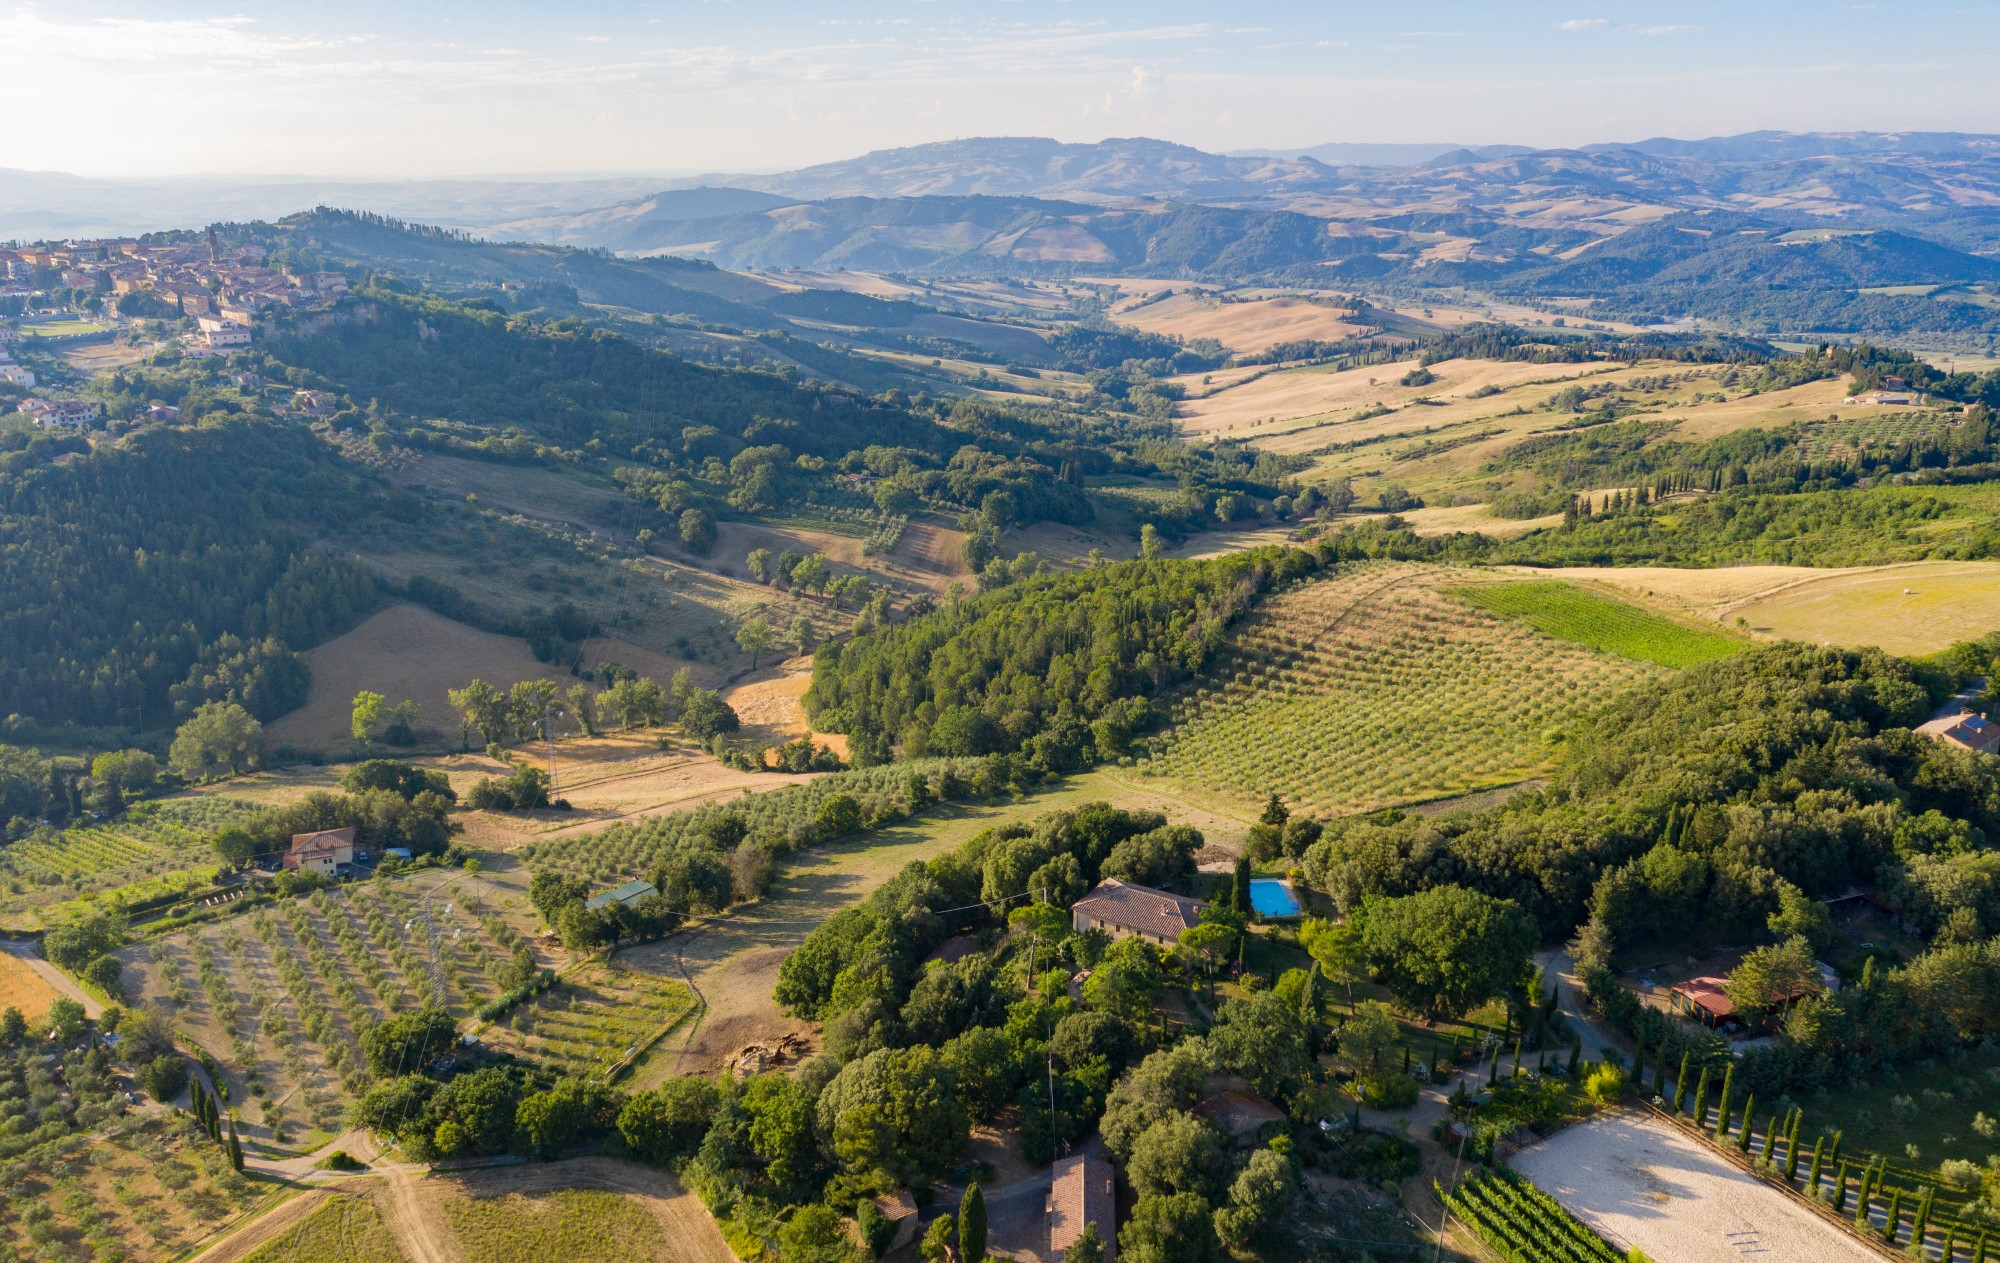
[283, 827, 356, 877]
[1048, 1153, 1116, 1262]
[1070, 878, 1205, 947]
[1917, 709, 2000, 756]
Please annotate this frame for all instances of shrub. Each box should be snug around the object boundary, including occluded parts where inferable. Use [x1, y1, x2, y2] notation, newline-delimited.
[1584, 1064, 1630, 1105]
[1358, 1071, 1420, 1110]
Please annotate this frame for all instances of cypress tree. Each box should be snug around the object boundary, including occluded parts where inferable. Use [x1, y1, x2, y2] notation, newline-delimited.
[1736, 1095, 1756, 1151]
[1833, 1162, 1848, 1212]
[1566, 1036, 1579, 1076]
[1511, 1037, 1522, 1076]
[227, 1118, 244, 1173]
[1974, 1229, 1987, 1263]
[1912, 1187, 1933, 1245]
[1488, 1044, 1501, 1085]
[1693, 1066, 1711, 1125]
[1671, 1052, 1691, 1114]
[1714, 1065, 1736, 1141]
[1942, 1229, 1956, 1263]
[1885, 1187, 1902, 1244]
[1806, 1137, 1824, 1194]
[1759, 1112, 1776, 1160]
[1784, 1113, 1804, 1184]
[959, 1182, 987, 1263]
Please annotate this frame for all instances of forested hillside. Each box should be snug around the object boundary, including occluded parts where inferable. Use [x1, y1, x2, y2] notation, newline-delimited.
[805, 549, 1323, 761]
[1302, 642, 1991, 935]
[258, 285, 949, 460]
[0, 422, 380, 730]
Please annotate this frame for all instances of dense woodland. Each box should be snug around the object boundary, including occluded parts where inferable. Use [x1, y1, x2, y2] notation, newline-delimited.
[0, 421, 378, 731]
[805, 549, 1323, 763]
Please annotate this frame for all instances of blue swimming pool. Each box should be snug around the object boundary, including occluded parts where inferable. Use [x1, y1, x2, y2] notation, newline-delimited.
[1248, 878, 1301, 917]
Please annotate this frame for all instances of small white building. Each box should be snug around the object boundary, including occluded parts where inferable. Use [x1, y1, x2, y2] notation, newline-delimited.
[197, 318, 251, 349]
[0, 363, 34, 388]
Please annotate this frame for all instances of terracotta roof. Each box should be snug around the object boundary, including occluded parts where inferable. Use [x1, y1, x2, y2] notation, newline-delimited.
[1194, 1090, 1287, 1138]
[1917, 711, 2000, 756]
[870, 1190, 917, 1222]
[289, 827, 355, 857]
[1670, 975, 1734, 1020]
[1048, 1154, 1116, 1261]
[1071, 879, 1205, 938]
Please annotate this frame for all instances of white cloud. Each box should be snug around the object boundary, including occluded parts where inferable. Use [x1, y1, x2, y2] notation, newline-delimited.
[1556, 19, 1611, 30]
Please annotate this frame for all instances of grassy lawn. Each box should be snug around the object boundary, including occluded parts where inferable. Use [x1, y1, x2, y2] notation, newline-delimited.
[242, 1194, 404, 1263]
[442, 1188, 674, 1263]
[1453, 579, 1747, 669]
[23, 318, 111, 337]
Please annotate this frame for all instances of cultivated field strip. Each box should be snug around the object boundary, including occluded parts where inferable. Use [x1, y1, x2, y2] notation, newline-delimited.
[1137, 565, 1658, 816]
[126, 873, 547, 1150]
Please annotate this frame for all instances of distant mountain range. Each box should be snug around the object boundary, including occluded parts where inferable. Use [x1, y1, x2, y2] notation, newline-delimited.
[15, 131, 2000, 342]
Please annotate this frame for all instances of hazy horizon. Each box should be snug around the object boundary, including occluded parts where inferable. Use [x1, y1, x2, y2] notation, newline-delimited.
[7, 0, 2000, 181]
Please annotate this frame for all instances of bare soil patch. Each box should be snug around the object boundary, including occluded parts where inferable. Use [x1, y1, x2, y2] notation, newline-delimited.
[1510, 1110, 1879, 1263]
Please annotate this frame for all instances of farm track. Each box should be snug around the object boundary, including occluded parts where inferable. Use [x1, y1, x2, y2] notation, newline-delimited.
[182, 1188, 329, 1263]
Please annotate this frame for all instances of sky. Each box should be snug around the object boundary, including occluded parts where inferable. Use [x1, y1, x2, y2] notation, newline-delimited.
[7, 0, 2000, 180]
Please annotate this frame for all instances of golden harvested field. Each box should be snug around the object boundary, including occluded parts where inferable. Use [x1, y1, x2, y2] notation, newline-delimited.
[1110, 289, 1372, 355]
[1536, 561, 2000, 655]
[1172, 356, 1938, 511]
[0, 947, 62, 1019]
[1134, 565, 1660, 817]
[723, 655, 850, 759]
[1173, 355, 1613, 439]
[266, 604, 586, 752]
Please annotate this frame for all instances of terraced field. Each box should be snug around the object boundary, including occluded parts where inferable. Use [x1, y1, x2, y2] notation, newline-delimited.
[0, 797, 261, 929]
[1134, 565, 1660, 816]
[481, 956, 695, 1082]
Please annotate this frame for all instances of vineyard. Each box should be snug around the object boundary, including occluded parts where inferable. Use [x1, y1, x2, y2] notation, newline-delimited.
[1134, 566, 1659, 816]
[0, 796, 260, 928]
[481, 957, 695, 1082]
[1453, 579, 1746, 669]
[1441, 1168, 1625, 1263]
[123, 869, 550, 1151]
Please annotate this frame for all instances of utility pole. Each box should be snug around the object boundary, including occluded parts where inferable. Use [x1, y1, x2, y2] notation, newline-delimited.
[539, 701, 564, 799]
